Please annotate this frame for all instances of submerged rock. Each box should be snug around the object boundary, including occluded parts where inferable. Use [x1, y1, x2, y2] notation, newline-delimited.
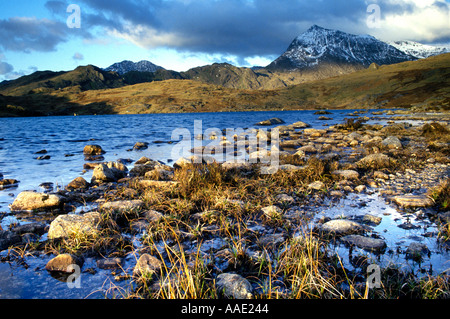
[216, 273, 253, 299]
[0, 230, 22, 251]
[406, 242, 430, 261]
[97, 257, 123, 270]
[340, 235, 387, 253]
[10, 191, 64, 212]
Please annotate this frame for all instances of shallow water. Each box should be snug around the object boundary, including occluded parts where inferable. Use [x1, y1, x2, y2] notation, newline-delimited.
[4, 108, 441, 299]
[316, 192, 450, 276]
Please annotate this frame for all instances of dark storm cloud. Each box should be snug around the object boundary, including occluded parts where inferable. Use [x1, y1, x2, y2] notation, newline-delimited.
[74, 0, 369, 56]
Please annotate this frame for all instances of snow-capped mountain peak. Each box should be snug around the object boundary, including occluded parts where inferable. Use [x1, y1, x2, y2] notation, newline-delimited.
[104, 60, 164, 75]
[267, 25, 416, 71]
[387, 40, 450, 59]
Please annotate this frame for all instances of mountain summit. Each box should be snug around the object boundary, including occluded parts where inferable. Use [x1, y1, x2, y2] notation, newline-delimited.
[267, 25, 416, 71]
[104, 60, 165, 75]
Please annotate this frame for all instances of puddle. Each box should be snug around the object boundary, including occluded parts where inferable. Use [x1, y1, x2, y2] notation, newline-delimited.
[314, 192, 450, 276]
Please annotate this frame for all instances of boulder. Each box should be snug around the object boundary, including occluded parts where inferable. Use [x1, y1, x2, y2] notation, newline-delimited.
[133, 254, 163, 279]
[308, 181, 325, 191]
[381, 136, 402, 149]
[393, 195, 433, 208]
[340, 235, 386, 253]
[332, 170, 360, 180]
[66, 177, 90, 191]
[45, 254, 84, 273]
[91, 162, 128, 184]
[356, 153, 396, 169]
[216, 273, 253, 299]
[321, 219, 366, 236]
[10, 191, 64, 212]
[48, 212, 101, 240]
[83, 145, 104, 155]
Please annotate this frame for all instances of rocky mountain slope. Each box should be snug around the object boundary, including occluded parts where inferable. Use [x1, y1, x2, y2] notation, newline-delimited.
[104, 60, 165, 75]
[266, 25, 416, 71]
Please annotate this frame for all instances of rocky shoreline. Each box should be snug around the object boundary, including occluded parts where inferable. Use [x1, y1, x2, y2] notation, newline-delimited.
[0, 109, 449, 299]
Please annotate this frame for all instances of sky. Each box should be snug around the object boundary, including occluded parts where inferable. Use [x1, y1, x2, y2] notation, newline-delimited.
[0, 0, 449, 81]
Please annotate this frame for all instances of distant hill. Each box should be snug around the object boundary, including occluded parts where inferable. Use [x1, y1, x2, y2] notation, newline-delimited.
[0, 65, 123, 96]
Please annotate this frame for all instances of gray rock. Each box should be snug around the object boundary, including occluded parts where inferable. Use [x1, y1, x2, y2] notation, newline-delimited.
[381, 136, 402, 149]
[10, 191, 64, 212]
[100, 199, 144, 214]
[216, 273, 253, 299]
[48, 212, 101, 240]
[321, 219, 366, 236]
[356, 153, 396, 169]
[340, 235, 387, 253]
[308, 181, 325, 190]
[332, 170, 360, 180]
[91, 161, 128, 184]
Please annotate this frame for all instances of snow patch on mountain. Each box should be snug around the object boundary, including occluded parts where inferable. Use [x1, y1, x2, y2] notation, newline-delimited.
[387, 41, 450, 59]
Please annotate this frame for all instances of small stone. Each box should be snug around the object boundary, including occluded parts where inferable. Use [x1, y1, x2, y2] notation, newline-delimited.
[362, 214, 382, 226]
[133, 142, 149, 150]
